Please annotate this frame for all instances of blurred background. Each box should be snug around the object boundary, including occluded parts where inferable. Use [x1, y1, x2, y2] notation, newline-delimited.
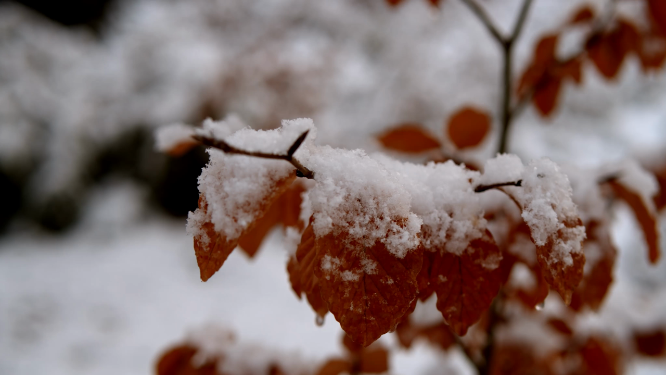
[1, 0, 666, 374]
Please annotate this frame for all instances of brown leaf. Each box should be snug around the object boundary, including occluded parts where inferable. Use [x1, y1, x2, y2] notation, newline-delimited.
[446, 107, 491, 149]
[378, 124, 441, 153]
[315, 359, 352, 375]
[570, 6, 595, 24]
[429, 230, 502, 336]
[533, 75, 562, 117]
[609, 180, 661, 264]
[580, 336, 621, 375]
[194, 173, 296, 281]
[359, 346, 389, 373]
[315, 228, 423, 346]
[489, 343, 557, 375]
[547, 318, 574, 336]
[570, 221, 617, 311]
[166, 140, 199, 157]
[395, 318, 455, 351]
[639, 34, 666, 71]
[287, 220, 328, 318]
[155, 345, 217, 375]
[238, 180, 306, 258]
[194, 199, 238, 282]
[649, 0, 666, 36]
[634, 329, 666, 357]
[586, 21, 639, 80]
[536, 217, 586, 305]
[237, 200, 281, 258]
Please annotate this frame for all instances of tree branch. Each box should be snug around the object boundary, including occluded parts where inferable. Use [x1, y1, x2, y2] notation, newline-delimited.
[193, 131, 315, 179]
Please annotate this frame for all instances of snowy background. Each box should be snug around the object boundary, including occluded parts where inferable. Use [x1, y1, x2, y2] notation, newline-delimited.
[1, 0, 666, 374]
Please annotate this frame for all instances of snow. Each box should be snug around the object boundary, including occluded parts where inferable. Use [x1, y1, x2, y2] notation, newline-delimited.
[0, 217, 343, 375]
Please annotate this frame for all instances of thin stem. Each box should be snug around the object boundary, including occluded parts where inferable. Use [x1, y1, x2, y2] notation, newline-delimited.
[459, 0, 533, 154]
[459, 0, 505, 44]
[193, 131, 315, 179]
[474, 180, 522, 193]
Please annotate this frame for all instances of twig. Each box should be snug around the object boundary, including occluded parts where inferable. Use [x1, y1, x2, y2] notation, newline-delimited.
[474, 180, 522, 193]
[193, 130, 315, 179]
[459, 0, 505, 44]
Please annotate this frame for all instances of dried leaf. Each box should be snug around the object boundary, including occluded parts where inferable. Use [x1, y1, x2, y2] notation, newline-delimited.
[155, 345, 217, 375]
[446, 107, 491, 149]
[580, 336, 621, 375]
[238, 181, 305, 257]
[194, 173, 296, 281]
[315, 359, 352, 375]
[586, 21, 639, 80]
[533, 76, 562, 117]
[359, 346, 389, 373]
[429, 230, 502, 336]
[649, 0, 666, 36]
[395, 318, 455, 351]
[570, 221, 617, 311]
[639, 34, 666, 71]
[315, 229, 423, 346]
[609, 180, 660, 264]
[378, 124, 441, 153]
[634, 329, 666, 357]
[536, 217, 586, 305]
[194, 199, 238, 282]
[570, 6, 595, 24]
[287, 220, 329, 318]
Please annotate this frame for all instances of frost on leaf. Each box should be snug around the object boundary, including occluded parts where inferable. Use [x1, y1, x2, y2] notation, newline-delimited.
[426, 229, 502, 336]
[480, 156, 586, 304]
[377, 123, 441, 154]
[188, 154, 296, 281]
[314, 226, 423, 347]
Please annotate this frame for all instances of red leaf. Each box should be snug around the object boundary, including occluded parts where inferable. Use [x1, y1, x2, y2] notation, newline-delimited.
[586, 22, 639, 80]
[648, 0, 666, 36]
[194, 173, 296, 281]
[536, 217, 586, 305]
[570, 221, 617, 311]
[193, 198, 238, 282]
[238, 180, 305, 257]
[395, 318, 455, 351]
[287, 220, 329, 318]
[609, 180, 661, 264]
[446, 107, 492, 149]
[581, 337, 621, 375]
[314, 228, 423, 346]
[639, 34, 666, 71]
[155, 345, 217, 375]
[533, 76, 562, 117]
[315, 359, 352, 375]
[634, 329, 666, 357]
[429, 229, 502, 336]
[377, 124, 441, 153]
[570, 6, 595, 24]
